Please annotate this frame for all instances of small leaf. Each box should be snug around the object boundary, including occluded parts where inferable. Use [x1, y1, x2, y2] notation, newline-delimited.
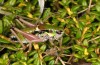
[82, 0, 87, 6]
[84, 48, 89, 56]
[74, 45, 84, 51]
[92, 62, 100, 65]
[27, 12, 33, 18]
[74, 54, 82, 59]
[33, 43, 39, 50]
[0, 0, 4, 4]
[33, 58, 40, 65]
[40, 44, 46, 51]
[27, 58, 34, 64]
[49, 60, 55, 65]
[0, 38, 10, 43]
[2, 53, 9, 60]
[9, 0, 16, 6]
[83, 39, 88, 47]
[12, 61, 27, 65]
[44, 56, 54, 61]
[42, 8, 51, 19]
[76, 30, 81, 39]
[91, 52, 97, 58]
[0, 20, 3, 34]
[5, 0, 16, 6]
[96, 2, 100, 12]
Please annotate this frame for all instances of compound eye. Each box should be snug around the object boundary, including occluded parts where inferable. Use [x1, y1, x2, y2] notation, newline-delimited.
[56, 30, 62, 34]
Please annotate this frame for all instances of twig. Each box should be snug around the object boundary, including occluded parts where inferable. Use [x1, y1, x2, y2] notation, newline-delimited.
[58, 56, 65, 65]
[88, 0, 92, 13]
[78, 4, 95, 14]
[88, 36, 100, 42]
[10, 29, 26, 49]
[67, 53, 74, 63]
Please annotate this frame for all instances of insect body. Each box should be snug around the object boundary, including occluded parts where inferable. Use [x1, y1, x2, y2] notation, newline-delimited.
[11, 27, 63, 43]
[10, 17, 64, 52]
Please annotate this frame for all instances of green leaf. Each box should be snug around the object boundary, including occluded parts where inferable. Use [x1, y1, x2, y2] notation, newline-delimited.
[33, 53, 39, 59]
[84, 33, 92, 39]
[92, 62, 100, 65]
[9, 0, 16, 6]
[0, 38, 10, 43]
[74, 45, 84, 51]
[91, 52, 98, 58]
[83, 39, 88, 47]
[4, 45, 18, 51]
[74, 54, 82, 59]
[40, 44, 46, 51]
[2, 53, 9, 60]
[49, 60, 55, 65]
[42, 8, 51, 19]
[96, 2, 100, 12]
[71, 5, 80, 13]
[62, 36, 70, 44]
[27, 58, 34, 64]
[82, 0, 87, 6]
[0, 20, 3, 34]
[4, 0, 16, 6]
[75, 30, 81, 39]
[28, 51, 37, 57]
[33, 58, 40, 65]
[44, 56, 54, 61]
[12, 61, 27, 65]
[0, 0, 4, 5]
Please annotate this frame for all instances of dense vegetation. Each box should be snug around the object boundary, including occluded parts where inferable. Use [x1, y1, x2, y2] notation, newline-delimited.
[0, 0, 100, 65]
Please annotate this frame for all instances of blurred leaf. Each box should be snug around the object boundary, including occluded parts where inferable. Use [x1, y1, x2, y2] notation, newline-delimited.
[74, 45, 84, 51]
[91, 52, 98, 58]
[0, 38, 10, 43]
[4, 0, 16, 6]
[32, 0, 38, 5]
[71, 5, 80, 13]
[48, 60, 55, 65]
[40, 44, 46, 51]
[44, 56, 54, 61]
[0, 0, 4, 4]
[82, 0, 87, 6]
[27, 58, 34, 64]
[58, 9, 66, 18]
[42, 8, 51, 19]
[74, 54, 82, 59]
[84, 33, 92, 39]
[33, 58, 40, 65]
[84, 48, 89, 56]
[0, 20, 3, 33]
[12, 61, 27, 65]
[92, 62, 100, 65]
[62, 36, 70, 44]
[33, 53, 39, 59]
[3, 16, 13, 27]
[83, 39, 88, 47]
[2, 53, 9, 60]
[75, 30, 81, 39]
[28, 51, 37, 56]
[96, 2, 100, 12]
[0, 20, 3, 34]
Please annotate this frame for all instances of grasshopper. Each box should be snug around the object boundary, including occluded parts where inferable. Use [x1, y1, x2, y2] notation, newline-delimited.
[10, 16, 64, 52]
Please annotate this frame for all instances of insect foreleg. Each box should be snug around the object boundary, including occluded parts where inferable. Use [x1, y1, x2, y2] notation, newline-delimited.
[10, 29, 26, 49]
